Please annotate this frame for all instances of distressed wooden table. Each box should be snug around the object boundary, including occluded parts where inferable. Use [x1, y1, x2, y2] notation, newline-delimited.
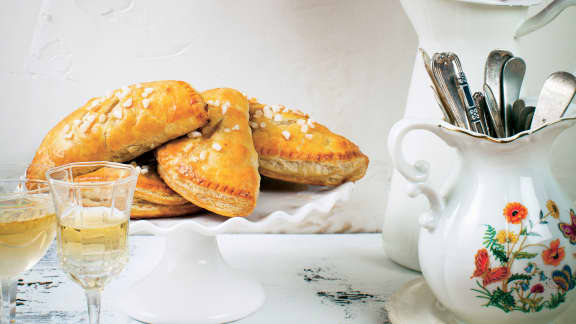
[11, 234, 420, 323]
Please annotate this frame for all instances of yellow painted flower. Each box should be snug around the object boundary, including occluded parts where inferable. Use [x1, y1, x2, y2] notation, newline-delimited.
[496, 230, 518, 244]
[547, 200, 559, 219]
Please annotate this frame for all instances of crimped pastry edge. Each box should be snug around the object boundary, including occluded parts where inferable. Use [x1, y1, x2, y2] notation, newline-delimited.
[131, 198, 201, 219]
[258, 154, 369, 186]
[157, 164, 257, 217]
[256, 146, 367, 162]
[134, 187, 189, 206]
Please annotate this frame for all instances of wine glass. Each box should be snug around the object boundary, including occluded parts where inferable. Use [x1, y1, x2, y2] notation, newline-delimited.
[0, 175, 55, 324]
[46, 162, 138, 324]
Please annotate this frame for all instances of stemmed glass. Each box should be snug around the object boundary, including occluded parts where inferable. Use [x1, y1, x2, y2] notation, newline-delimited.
[0, 176, 55, 324]
[46, 162, 138, 324]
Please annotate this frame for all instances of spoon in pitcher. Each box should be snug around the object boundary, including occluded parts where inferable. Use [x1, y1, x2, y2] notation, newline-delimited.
[531, 71, 576, 129]
[502, 57, 526, 137]
[484, 50, 513, 118]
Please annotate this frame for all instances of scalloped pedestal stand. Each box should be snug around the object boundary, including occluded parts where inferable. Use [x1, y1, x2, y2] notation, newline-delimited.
[117, 221, 265, 324]
[116, 182, 353, 323]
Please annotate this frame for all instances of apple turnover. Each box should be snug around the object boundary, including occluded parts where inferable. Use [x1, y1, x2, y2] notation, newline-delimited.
[75, 164, 200, 218]
[248, 98, 369, 186]
[27, 80, 208, 180]
[156, 88, 260, 217]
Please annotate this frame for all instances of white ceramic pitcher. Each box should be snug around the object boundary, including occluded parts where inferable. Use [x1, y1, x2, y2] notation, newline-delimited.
[383, 0, 575, 271]
[389, 117, 576, 324]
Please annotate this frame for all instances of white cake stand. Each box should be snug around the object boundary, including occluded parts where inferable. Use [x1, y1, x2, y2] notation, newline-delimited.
[117, 181, 353, 324]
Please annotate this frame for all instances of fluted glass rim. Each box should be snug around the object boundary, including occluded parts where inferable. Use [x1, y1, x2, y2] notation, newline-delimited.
[45, 161, 138, 188]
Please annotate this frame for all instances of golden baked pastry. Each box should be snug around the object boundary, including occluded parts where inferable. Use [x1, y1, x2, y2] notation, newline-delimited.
[248, 98, 369, 186]
[76, 163, 188, 206]
[156, 88, 260, 217]
[75, 166, 200, 218]
[131, 199, 201, 219]
[27, 81, 208, 180]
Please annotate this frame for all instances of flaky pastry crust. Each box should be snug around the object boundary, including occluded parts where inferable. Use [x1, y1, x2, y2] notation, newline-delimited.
[131, 199, 201, 219]
[75, 164, 188, 206]
[74, 166, 199, 218]
[27, 81, 208, 180]
[156, 88, 260, 217]
[248, 98, 368, 186]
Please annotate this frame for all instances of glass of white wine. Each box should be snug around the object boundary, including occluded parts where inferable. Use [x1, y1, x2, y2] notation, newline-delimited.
[46, 162, 138, 324]
[0, 177, 55, 324]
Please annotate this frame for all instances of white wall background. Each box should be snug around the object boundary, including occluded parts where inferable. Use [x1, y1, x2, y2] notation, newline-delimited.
[1, 0, 575, 232]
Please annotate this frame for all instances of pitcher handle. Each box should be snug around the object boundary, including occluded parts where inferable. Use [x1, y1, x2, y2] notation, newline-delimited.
[388, 119, 458, 231]
[515, 0, 576, 38]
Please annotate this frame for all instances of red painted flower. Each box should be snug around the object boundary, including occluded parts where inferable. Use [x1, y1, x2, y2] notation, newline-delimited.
[503, 202, 528, 224]
[530, 283, 544, 294]
[542, 239, 565, 267]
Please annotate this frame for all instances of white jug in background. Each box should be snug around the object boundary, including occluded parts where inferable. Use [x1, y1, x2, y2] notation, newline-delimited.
[383, 0, 576, 271]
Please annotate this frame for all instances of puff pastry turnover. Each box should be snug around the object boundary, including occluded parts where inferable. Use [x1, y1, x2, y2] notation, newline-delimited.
[27, 80, 208, 180]
[248, 98, 368, 186]
[76, 163, 189, 206]
[156, 88, 260, 217]
[131, 199, 201, 219]
[75, 166, 200, 218]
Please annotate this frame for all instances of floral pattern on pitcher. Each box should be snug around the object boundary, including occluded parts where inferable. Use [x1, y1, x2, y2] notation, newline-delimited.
[471, 201, 576, 313]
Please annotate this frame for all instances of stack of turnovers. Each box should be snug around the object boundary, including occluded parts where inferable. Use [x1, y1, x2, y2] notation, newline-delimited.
[28, 81, 369, 218]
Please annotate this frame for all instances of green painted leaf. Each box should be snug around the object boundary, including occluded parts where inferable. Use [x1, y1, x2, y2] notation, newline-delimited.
[547, 292, 566, 310]
[507, 273, 532, 284]
[526, 232, 542, 237]
[489, 287, 515, 311]
[491, 245, 509, 264]
[483, 225, 499, 250]
[514, 252, 538, 259]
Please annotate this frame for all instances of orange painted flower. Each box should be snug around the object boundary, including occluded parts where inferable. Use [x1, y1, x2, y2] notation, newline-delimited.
[542, 239, 565, 266]
[503, 202, 528, 224]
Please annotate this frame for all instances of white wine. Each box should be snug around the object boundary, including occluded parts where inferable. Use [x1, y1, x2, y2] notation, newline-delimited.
[0, 195, 56, 279]
[58, 206, 129, 290]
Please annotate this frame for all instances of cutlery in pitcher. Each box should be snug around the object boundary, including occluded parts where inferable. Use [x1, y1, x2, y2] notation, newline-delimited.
[420, 48, 455, 124]
[473, 92, 493, 137]
[532, 71, 576, 129]
[524, 108, 535, 131]
[501, 57, 526, 136]
[483, 84, 506, 138]
[432, 53, 470, 129]
[484, 50, 513, 116]
[511, 99, 526, 134]
[448, 53, 486, 134]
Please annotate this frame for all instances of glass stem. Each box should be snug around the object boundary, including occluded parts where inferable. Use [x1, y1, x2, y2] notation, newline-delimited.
[0, 279, 17, 324]
[85, 289, 102, 324]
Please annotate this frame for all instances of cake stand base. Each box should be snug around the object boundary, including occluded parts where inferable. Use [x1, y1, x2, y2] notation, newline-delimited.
[118, 222, 265, 324]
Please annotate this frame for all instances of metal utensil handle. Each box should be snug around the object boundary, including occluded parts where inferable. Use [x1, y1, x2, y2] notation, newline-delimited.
[473, 92, 493, 137]
[456, 72, 486, 134]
